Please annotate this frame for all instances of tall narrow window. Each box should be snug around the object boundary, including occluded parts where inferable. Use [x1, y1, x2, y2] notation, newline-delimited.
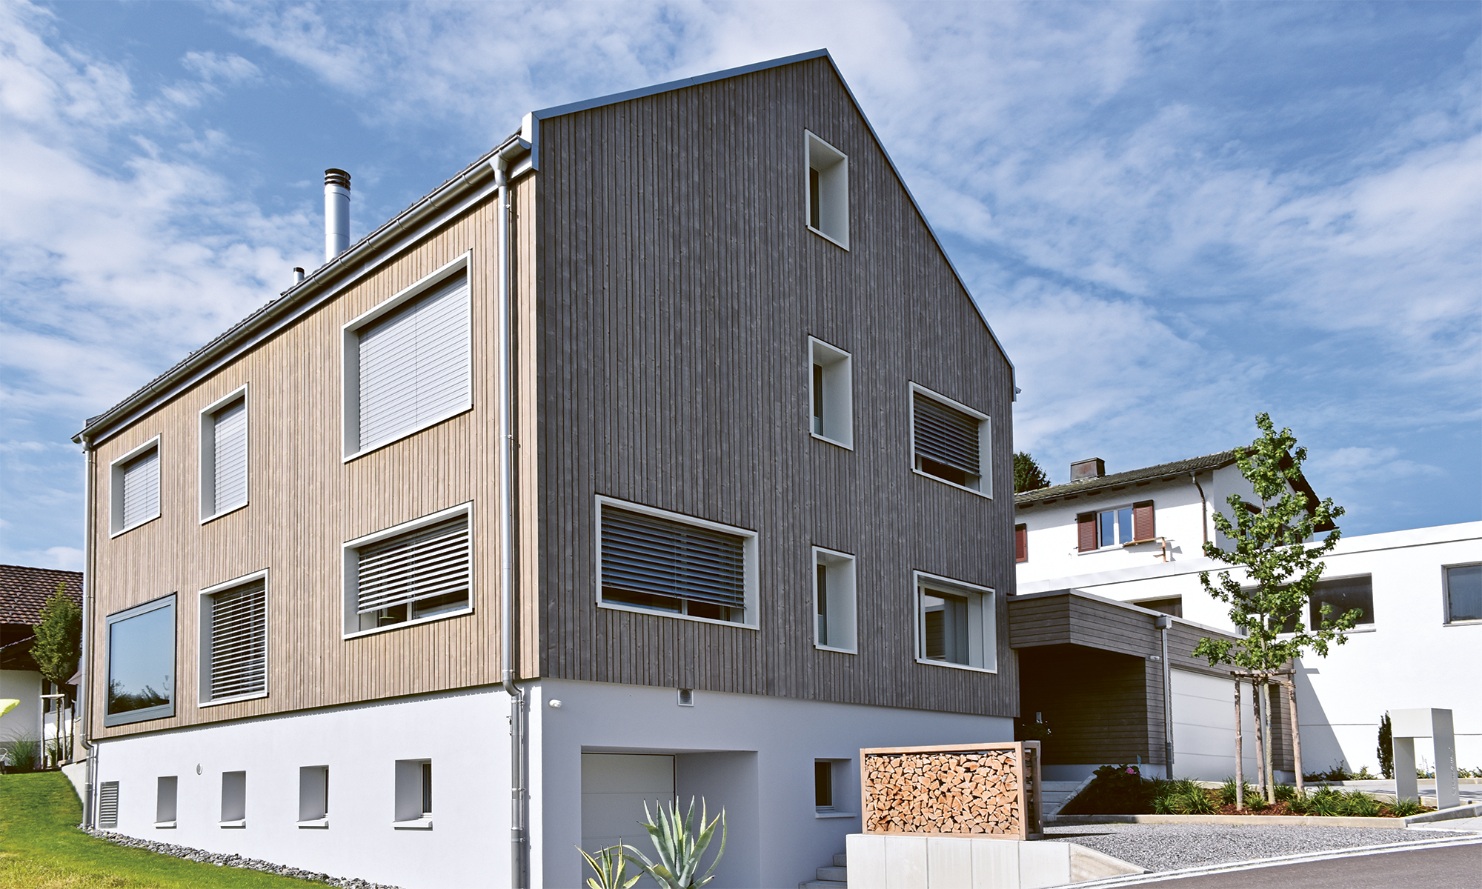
[805, 131, 849, 248]
[813, 548, 857, 652]
[808, 338, 853, 448]
[201, 388, 248, 521]
[344, 267, 471, 457]
[394, 759, 434, 827]
[814, 760, 833, 809]
[1014, 524, 1028, 563]
[200, 573, 267, 704]
[156, 776, 178, 827]
[911, 385, 991, 494]
[598, 499, 756, 627]
[916, 573, 997, 672]
[220, 771, 246, 826]
[344, 505, 472, 634]
[299, 766, 330, 825]
[110, 438, 161, 535]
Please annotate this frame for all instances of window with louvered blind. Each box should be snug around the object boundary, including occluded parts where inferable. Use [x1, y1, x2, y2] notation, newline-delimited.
[598, 499, 756, 626]
[200, 573, 267, 704]
[344, 268, 471, 458]
[201, 388, 248, 521]
[110, 437, 161, 535]
[344, 506, 471, 635]
[910, 385, 991, 494]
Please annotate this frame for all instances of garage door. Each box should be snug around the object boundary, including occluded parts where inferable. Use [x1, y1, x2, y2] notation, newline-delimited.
[581, 753, 675, 854]
[1171, 670, 1258, 780]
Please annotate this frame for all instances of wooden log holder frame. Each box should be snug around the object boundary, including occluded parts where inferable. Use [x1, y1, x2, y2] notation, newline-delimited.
[859, 741, 1043, 840]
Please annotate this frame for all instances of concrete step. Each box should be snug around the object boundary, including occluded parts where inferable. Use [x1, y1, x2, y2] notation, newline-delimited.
[833, 852, 847, 867]
[800, 882, 847, 889]
[816, 865, 847, 881]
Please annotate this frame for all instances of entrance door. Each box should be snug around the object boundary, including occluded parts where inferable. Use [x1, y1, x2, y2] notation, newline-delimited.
[580, 753, 675, 855]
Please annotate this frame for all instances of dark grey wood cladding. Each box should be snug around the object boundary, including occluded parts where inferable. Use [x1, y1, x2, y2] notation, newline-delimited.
[530, 57, 1018, 716]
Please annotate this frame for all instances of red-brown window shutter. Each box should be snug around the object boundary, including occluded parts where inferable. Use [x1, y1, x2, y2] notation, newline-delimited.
[1014, 524, 1028, 563]
[1133, 500, 1156, 542]
[1076, 513, 1097, 552]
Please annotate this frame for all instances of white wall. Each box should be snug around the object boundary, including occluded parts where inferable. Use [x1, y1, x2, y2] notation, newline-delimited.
[0, 669, 43, 756]
[528, 678, 1014, 889]
[93, 687, 511, 889]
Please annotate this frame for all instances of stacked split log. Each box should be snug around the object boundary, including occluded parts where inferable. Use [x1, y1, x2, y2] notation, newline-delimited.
[862, 748, 1026, 837]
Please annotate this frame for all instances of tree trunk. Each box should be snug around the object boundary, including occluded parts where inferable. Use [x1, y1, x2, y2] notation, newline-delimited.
[1286, 678, 1303, 795]
[1261, 680, 1275, 803]
[1233, 676, 1244, 811]
[1252, 677, 1267, 799]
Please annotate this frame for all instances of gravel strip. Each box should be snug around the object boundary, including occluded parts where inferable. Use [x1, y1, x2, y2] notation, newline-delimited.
[1043, 822, 1468, 872]
[86, 829, 402, 888]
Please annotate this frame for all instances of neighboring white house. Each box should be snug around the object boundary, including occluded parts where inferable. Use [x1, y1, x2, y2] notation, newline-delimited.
[1016, 453, 1482, 776]
[0, 564, 83, 768]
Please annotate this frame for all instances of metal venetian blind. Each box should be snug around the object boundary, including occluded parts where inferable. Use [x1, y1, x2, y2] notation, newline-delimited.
[913, 393, 980, 475]
[209, 582, 266, 700]
[120, 447, 160, 527]
[211, 399, 248, 514]
[357, 276, 471, 451]
[355, 516, 469, 615]
[601, 508, 746, 609]
[98, 781, 119, 828]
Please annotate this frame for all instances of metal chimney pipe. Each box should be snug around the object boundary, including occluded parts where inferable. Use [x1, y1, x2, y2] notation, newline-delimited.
[292, 267, 305, 285]
[323, 168, 351, 261]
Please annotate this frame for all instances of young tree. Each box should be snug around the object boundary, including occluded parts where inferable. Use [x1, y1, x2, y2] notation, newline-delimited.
[31, 582, 82, 762]
[1193, 413, 1355, 804]
[1014, 451, 1051, 493]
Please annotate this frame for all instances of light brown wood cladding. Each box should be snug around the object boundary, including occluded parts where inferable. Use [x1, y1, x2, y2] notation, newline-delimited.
[861, 742, 1042, 839]
[532, 58, 1018, 715]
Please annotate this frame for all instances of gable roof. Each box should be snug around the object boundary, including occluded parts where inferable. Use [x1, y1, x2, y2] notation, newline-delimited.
[0, 564, 83, 626]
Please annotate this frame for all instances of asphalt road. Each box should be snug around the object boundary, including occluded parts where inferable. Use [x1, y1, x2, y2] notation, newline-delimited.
[1130, 841, 1482, 888]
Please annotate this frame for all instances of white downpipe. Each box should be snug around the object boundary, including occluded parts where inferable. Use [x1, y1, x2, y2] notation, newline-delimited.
[79, 437, 97, 828]
[492, 146, 527, 889]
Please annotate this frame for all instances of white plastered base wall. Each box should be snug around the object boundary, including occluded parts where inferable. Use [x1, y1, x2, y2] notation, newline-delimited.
[91, 687, 511, 889]
[527, 678, 1015, 889]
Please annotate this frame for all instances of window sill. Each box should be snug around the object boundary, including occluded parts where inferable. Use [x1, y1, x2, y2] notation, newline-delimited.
[109, 513, 162, 539]
[298, 818, 330, 829]
[198, 690, 268, 709]
[805, 224, 849, 251]
[393, 817, 434, 830]
[814, 644, 857, 656]
[912, 468, 991, 499]
[342, 604, 474, 640]
[154, 820, 176, 829]
[343, 404, 472, 464]
[597, 601, 758, 631]
[200, 501, 249, 526]
[815, 810, 857, 820]
[1444, 619, 1482, 627]
[915, 657, 998, 675]
[810, 431, 854, 451]
[220, 819, 246, 829]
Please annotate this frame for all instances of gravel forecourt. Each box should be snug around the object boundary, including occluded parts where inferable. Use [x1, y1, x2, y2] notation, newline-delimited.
[1043, 822, 1477, 872]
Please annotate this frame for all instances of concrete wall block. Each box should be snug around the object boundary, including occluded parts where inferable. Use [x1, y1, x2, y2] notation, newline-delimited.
[926, 836, 972, 889]
[1017, 840, 1071, 889]
[970, 837, 1020, 887]
[883, 836, 928, 889]
[846, 834, 887, 889]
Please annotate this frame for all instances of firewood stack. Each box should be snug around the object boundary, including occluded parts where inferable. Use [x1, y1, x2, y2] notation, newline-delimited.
[860, 742, 1041, 839]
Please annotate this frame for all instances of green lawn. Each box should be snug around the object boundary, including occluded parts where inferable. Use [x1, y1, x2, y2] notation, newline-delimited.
[0, 771, 324, 888]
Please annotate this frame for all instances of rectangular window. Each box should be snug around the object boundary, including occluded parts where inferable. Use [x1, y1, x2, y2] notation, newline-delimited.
[814, 760, 833, 809]
[1014, 524, 1028, 563]
[110, 437, 161, 535]
[813, 547, 857, 652]
[1078, 500, 1155, 551]
[200, 388, 248, 521]
[916, 573, 997, 672]
[911, 385, 991, 495]
[1309, 574, 1374, 628]
[299, 766, 329, 825]
[1444, 563, 1482, 624]
[813, 758, 853, 816]
[221, 771, 246, 826]
[199, 572, 267, 704]
[98, 781, 119, 829]
[598, 499, 757, 627]
[104, 596, 176, 727]
[805, 131, 849, 248]
[808, 338, 853, 448]
[344, 505, 471, 635]
[343, 266, 471, 458]
[394, 759, 433, 827]
[156, 776, 177, 827]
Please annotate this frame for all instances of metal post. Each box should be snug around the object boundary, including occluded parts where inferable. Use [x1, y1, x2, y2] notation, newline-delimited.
[1234, 675, 1244, 811]
[1157, 616, 1174, 780]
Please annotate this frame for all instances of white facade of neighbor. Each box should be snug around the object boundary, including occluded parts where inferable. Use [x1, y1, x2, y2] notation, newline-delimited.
[1, 669, 43, 751]
[1018, 473, 1482, 775]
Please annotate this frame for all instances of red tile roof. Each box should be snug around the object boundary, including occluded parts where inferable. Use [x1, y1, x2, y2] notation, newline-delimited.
[0, 565, 83, 626]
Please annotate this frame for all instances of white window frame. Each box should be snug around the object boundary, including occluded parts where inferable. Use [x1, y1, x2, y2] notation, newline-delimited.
[1095, 504, 1136, 549]
[109, 435, 162, 537]
[298, 765, 330, 828]
[341, 502, 474, 639]
[812, 547, 857, 654]
[908, 383, 992, 498]
[808, 337, 853, 449]
[595, 496, 759, 630]
[913, 571, 998, 674]
[1443, 562, 1482, 626]
[197, 569, 269, 707]
[199, 385, 249, 524]
[342, 253, 472, 462]
[805, 131, 849, 249]
[393, 758, 434, 829]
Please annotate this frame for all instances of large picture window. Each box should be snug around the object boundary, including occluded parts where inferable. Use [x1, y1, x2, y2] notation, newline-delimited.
[105, 596, 176, 726]
[915, 573, 997, 672]
[598, 499, 756, 627]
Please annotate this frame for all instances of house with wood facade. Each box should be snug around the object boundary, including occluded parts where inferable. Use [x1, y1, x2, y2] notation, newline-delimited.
[73, 51, 1020, 889]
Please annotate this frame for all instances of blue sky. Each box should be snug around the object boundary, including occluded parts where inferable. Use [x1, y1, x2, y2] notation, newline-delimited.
[1, 0, 1478, 570]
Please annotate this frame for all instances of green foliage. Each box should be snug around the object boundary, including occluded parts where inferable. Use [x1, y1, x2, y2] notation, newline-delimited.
[1272, 783, 1298, 803]
[576, 845, 641, 889]
[1378, 713, 1394, 779]
[626, 798, 727, 889]
[3, 731, 41, 772]
[1153, 780, 1216, 815]
[1343, 790, 1381, 817]
[1013, 451, 1051, 494]
[1219, 777, 1260, 807]
[31, 583, 82, 688]
[1303, 763, 1355, 782]
[1390, 798, 1424, 816]
[1193, 414, 1353, 673]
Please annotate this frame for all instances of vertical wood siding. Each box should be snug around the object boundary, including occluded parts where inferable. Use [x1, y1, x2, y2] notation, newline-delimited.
[533, 58, 1018, 716]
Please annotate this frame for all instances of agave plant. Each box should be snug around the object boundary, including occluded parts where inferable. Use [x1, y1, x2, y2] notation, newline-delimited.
[576, 844, 641, 889]
[627, 797, 727, 889]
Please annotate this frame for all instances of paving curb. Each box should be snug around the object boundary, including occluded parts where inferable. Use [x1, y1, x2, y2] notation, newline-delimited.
[1050, 802, 1482, 829]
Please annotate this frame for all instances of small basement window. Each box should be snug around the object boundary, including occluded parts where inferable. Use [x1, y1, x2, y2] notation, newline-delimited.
[394, 759, 433, 828]
[813, 548, 857, 653]
[220, 770, 246, 827]
[299, 765, 329, 826]
[808, 337, 853, 448]
[814, 758, 853, 816]
[156, 776, 177, 827]
[805, 131, 849, 248]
